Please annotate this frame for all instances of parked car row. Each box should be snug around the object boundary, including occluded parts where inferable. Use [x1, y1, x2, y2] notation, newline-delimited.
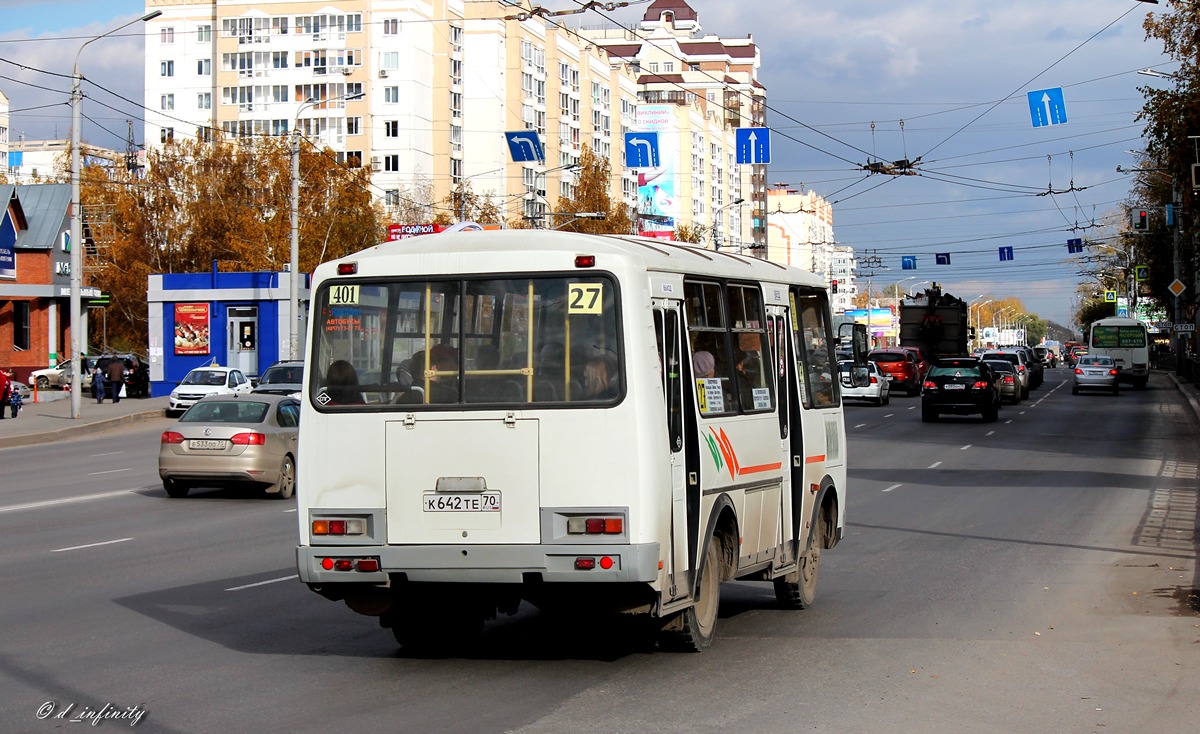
[30, 354, 150, 397]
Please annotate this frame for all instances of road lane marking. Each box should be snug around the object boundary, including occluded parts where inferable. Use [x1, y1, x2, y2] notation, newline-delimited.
[854, 423, 866, 429]
[986, 431, 995, 436]
[282, 508, 297, 513]
[87, 468, 132, 476]
[52, 538, 133, 553]
[929, 461, 942, 469]
[884, 414, 894, 418]
[0, 489, 134, 514]
[1005, 420, 1013, 424]
[1019, 411, 1026, 415]
[226, 575, 298, 592]
[90, 451, 124, 457]
[960, 444, 972, 450]
[883, 483, 902, 492]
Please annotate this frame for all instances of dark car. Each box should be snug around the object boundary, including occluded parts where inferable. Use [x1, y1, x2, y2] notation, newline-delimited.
[251, 361, 304, 396]
[921, 356, 1001, 422]
[868, 348, 921, 396]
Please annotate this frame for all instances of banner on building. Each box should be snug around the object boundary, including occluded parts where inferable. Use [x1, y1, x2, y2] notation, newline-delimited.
[174, 303, 211, 355]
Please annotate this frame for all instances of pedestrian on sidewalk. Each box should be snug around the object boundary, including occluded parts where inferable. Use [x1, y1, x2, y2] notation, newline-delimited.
[107, 358, 125, 404]
[9, 377, 22, 418]
[0, 367, 9, 420]
[93, 365, 106, 403]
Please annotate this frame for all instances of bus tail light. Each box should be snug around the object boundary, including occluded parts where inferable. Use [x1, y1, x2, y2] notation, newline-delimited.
[320, 557, 380, 572]
[574, 556, 615, 571]
[337, 262, 358, 275]
[568, 517, 623, 534]
[312, 518, 366, 536]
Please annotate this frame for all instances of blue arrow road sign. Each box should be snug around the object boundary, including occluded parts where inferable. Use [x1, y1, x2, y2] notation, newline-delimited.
[623, 132, 659, 168]
[505, 131, 544, 163]
[735, 127, 771, 165]
[901, 256, 917, 270]
[1027, 87, 1067, 128]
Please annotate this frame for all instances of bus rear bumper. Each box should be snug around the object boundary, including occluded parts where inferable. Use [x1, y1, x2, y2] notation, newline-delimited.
[296, 542, 661, 585]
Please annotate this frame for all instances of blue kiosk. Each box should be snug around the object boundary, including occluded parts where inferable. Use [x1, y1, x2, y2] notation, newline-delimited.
[146, 267, 307, 397]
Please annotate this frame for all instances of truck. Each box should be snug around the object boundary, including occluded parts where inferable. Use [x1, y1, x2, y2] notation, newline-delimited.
[899, 284, 969, 360]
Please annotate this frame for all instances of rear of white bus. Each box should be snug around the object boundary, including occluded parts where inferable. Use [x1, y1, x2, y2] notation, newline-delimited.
[295, 250, 671, 641]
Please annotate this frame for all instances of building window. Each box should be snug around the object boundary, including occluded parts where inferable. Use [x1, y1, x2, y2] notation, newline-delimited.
[161, 94, 174, 111]
[197, 92, 211, 109]
[380, 51, 399, 70]
[197, 59, 211, 76]
[383, 18, 399, 35]
[197, 25, 211, 42]
[161, 127, 174, 143]
[346, 117, 361, 135]
[161, 28, 174, 44]
[385, 189, 400, 206]
[12, 302, 30, 350]
[384, 120, 399, 137]
[384, 87, 399, 103]
[161, 60, 174, 77]
[272, 51, 288, 69]
[383, 155, 400, 172]
[347, 82, 363, 98]
[648, 62, 659, 73]
[663, 62, 674, 72]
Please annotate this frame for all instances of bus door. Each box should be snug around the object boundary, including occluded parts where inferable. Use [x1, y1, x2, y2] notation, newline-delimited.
[768, 305, 801, 567]
[654, 301, 692, 600]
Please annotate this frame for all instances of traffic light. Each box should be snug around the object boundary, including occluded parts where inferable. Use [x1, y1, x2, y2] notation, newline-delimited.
[1132, 208, 1149, 231]
[831, 279, 838, 294]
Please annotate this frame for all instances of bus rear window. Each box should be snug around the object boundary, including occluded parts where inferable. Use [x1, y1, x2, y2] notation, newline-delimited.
[311, 275, 621, 408]
[1091, 325, 1146, 348]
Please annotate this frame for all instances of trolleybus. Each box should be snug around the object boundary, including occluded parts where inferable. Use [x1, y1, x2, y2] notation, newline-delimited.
[295, 230, 866, 651]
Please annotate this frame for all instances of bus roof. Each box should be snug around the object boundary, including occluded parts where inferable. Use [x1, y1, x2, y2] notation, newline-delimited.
[319, 230, 827, 288]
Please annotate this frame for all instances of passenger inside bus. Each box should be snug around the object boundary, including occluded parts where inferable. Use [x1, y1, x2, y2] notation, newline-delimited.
[325, 359, 364, 404]
[582, 353, 619, 400]
[428, 344, 460, 403]
[693, 350, 715, 379]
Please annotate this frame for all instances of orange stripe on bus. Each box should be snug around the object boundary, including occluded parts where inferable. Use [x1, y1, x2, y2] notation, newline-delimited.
[804, 455, 826, 464]
[738, 462, 783, 475]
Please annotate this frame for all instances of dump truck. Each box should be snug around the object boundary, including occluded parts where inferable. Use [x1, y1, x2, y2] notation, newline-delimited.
[899, 283, 969, 359]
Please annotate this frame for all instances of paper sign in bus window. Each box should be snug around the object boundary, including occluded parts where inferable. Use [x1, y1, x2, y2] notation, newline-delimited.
[568, 283, 603, 314]
[697, 378, 725, 413]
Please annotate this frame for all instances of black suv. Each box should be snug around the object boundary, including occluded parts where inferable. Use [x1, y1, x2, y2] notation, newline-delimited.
[921, 356, 1001, 423]
[95, 354, 150, 398]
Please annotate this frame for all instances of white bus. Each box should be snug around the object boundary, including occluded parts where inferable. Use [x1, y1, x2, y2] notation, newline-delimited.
[295, 230, 866, 651]
[1088, 316, 1149, 388]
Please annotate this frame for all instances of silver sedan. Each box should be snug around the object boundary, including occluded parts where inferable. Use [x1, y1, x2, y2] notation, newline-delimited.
[1072, 355, 1120, 396]
[158, 394, 300, 498]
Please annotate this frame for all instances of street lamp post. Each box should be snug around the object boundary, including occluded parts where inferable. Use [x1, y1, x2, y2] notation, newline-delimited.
[290, 91, 363, 360]
[906, 280, 930, 297]
[69, 9, 161, 419]
[527, 162, 582, 228]
[710, 197, 745, 250]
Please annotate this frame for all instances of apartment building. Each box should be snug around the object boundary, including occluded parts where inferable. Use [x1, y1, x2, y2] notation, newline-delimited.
[580, 0, 764, 249]
[143, 0, 642, 226]
[766, 184, 855, 303]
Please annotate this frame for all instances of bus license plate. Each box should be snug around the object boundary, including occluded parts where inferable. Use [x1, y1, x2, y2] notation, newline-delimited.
[423, 491, 501, 512]
[189, 439, 225, 450]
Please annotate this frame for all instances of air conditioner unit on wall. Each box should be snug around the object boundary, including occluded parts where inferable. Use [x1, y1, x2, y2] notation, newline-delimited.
[342, 68, 354, 76]
[378, 69, 389, 78]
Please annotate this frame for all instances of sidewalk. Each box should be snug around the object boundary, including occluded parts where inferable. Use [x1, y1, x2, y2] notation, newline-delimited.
[1165, 369, 1200, 423]
[0, 389, 171, 450]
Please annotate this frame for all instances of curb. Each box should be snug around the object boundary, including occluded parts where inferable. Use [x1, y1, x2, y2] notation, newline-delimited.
[1165, 371, 1200, 424]
[0, 409, 168, 451]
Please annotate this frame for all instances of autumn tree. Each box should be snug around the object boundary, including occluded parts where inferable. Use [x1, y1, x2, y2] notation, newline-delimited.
[81, 133, 386, 352]
[439, 180, 504, 225]
[673, 223, 706, 244]
[551, 145, 634, 235]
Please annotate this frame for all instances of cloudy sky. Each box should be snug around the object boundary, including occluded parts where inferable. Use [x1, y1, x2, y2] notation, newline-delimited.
[0, 0, 1173, 327]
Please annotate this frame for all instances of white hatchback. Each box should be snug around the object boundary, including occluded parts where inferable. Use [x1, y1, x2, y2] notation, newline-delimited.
[838, 360, 890, 406]
[168, 366, 253, 416]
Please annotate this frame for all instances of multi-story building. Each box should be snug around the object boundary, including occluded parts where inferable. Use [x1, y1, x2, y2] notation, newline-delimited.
[766, 184, 855, 301]
[142, 0, 643, 226]
[580, 0, 764, 250]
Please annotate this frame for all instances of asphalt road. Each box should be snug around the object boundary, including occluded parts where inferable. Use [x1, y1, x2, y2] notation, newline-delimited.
[1, 368, 1197, 733]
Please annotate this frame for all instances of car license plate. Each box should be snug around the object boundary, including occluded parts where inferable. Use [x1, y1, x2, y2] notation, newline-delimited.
[423, 491, 501, 512]
[188, 439, 225, 450]
[943, 383, 966, 390]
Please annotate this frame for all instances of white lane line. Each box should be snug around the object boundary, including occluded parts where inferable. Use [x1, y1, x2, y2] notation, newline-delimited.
[854, 423, 866, 429]
[883, 483, 902, 492]
[960, 444, 972, 450]
[52, 537, 133, 553]
[90, 451, 124, 457]
[907, 406, 916, 410]
[282, 508, 297, 513]
[1005, 420, 1013, 424]
[0, 489, 134, 514]
[1019, 411, 1027, 415]
[929, 461, 942, 469]
[87, 468, 132, 476]
[226, 575, 298, 592]
[986, 431, 995, 436]
[884, 414, 894, 418]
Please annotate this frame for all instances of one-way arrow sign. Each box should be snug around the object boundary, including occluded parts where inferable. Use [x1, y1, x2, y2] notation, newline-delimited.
[505, 131, 545, 163]
[1027, 87, 1067, 128]
[623, 132, 659, 168]
[735, 127, 771, 165]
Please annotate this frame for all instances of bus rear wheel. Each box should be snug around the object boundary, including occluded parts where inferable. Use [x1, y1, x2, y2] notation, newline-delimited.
[660, 535, 722, 652]
[775, 510, 825, 609]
